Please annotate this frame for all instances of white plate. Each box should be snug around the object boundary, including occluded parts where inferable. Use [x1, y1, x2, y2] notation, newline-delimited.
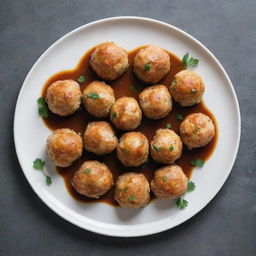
[14, 17, 240, 237]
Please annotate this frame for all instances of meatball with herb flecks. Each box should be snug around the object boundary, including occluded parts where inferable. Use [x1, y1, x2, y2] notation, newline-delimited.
[45, 80, 82, 116]
[179, 113, 215, 149]
[90, 42, 129, 81]
[114, 172, 150, 208]
[47, 128, 83, 167]
[72, 161, 113, 198]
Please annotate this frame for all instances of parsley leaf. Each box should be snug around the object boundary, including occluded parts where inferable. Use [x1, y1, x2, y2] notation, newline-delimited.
[176, 198, 188, 209]
[162, 176, 168, 181]
[182, 53, 199, 69]
[191, 159, 204, 167]
[119, 187, 128, 192]
[169, 146, 174, 151]
[87, 92, 99, 99]
[153, 145, 162, 152]
[112, 112, 118, 119]
[144, 63, 151, 71]
[45, 175, 52, 186]
[130, 85, 136, 91]
[84, 168, 91, 174]
[166, 123, 172, 129]
[186, 181, 196, 192]
[77, 75, 86, 83]
[33, 158, 45, 170]
[176, 114, 184, 120]
[129, 195, 137, 201]
[122, 148, 130, 154]
[37, 97, 49, 119]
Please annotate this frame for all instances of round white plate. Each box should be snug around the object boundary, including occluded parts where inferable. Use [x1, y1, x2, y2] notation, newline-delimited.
[14, 17, 240, 237]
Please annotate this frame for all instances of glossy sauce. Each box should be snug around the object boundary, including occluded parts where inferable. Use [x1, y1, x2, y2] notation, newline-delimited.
[42, 46, 218, 206]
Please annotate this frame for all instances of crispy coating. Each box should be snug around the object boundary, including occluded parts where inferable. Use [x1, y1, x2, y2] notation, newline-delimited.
[133, 45, 170, 84]
[150, 129, 183, 164]
[110, 97, 142, 131]
[90, 42, 129, 81]
[151, 165, 188, 199]
[72, 161, 113, 198]
[114, 172, 150, 208]
[84, 121, 118, 155]
[82, 80, 115, 118]
[45, 80, 82, 116]
[180, 113, 215, 149]
[117, 132, 149, 167]
[139, 85, 172, 119]
[169, 70, 205, 106]
[47, 128, 83, 167]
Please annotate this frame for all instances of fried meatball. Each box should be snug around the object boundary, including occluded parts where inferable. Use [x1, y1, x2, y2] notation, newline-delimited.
[150, 129, 182, 164]
[72, 161, 113, 198]
[169, 70, 205, 107]
[47, 129, 83, 167]
[117, 132, 149, 167]
[82, 81, 115, 118]
[90, 42, 129, 81]
[110, 97, 142, 130]
[139, 85, 172, 119]
[114, 172, 150, 208]
[133, 45, 170, 84]
[45, 80, 82, 116]
[180, 113, 215, 149]
[84, 121, 118, 155]
[151, 165, 188, 199]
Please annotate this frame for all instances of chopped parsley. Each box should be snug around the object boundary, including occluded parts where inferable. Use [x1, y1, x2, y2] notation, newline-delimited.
[182, 53, 199, 69]
[162, 176, 168, 181]
[37, 97, 49, 119]
[112, 111, 118, 119]
[186, 181, 196, 192]
[129, 195, 137, 201]
[144, 63, 151, 71]
[84, 168, 91, 174]
[87, 92, 99, 99]
[77, 75, 86, 83]
[130, 85, 136, 91]
[166, 123, 172, 129]
[33, 158, 52, 185]
[176, 114, 184, 120]
[169, 146, 174, 151]
[122, 148, 130, 154]
[119, 187, 128, 192]
[176, 198, 188, 209]
[153, 145, 162, 152]
[191, 158, 204, 167]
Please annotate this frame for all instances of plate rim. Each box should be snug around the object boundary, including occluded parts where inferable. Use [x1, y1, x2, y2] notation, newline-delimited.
[13, 16, 241, 237]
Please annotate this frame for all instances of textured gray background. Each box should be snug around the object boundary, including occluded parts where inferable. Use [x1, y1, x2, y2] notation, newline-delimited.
[0, 0, 255, 255]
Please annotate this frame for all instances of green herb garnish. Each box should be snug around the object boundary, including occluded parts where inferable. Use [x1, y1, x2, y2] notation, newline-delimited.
[182, 53, 199, 69]
[129, 195, 137, 201]
[37, 97, 49, 119]
[169, 146, 174, 151]
[33, 158, 52, 185]
[176, 198, 188, 209]
[176, 114, 184, 120]
[166, 123, 172, 129]
[87, 92, 99, 99]
[84, 168, 91, 174]
[191, 159, 204, 167]
[112, 112, 118, 119]
[119, 187, 128, 192]
[162, 176, 168, 181]
[153, 145, 162, 152]
[144, 63, 151, 71]
[130, 85, 136, 91]
[186, 181, 196, 192]
[77, 75, 86, 83]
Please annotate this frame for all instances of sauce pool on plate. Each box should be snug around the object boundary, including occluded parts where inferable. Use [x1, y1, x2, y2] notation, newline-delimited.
[42, 46, 218, 206]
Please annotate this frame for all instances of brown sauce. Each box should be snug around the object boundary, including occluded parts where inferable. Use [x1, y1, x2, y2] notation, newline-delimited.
[42, 46, 218, 206]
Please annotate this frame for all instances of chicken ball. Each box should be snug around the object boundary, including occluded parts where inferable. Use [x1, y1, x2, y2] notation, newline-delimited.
[82, 80, 115, 118]
[47, 128, 83, 167]
[139, 85, 172, 119]
[151, 165, 188, 199]
[90, 42, 129, 81]
[179, 113, 215, 149]
[150, 129, 183, 164]
[117, 132, 149, 167]
[45, 80, 82, 116]
[133, 45, 170, 84]
[110, 97, 142, 130]
[169, 70, 205, 107]
[72, 160, 113, 198]
[114, 172, 150, 208]
[84, 121, 118, 155]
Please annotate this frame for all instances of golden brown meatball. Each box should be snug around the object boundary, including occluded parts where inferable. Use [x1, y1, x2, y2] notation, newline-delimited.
[110, 97, 142, 130]
[133, 45, 170, 84]
[151, 165, 188, 199]
[82, 81, 115, 118]
[117, 132, 149, 167]
[45, 80, 82, 116]
[180, 113, 215, 149]
[47, 129, 83, 167]
[84, 121, 118, 155]
[150, 129, 182, 164]
[139, 85, 172, 119]
[72, 161, 113, 198]
[169, 70, 205, 107]
[114, 172, 150, 208]
[90, 42, 129, 81]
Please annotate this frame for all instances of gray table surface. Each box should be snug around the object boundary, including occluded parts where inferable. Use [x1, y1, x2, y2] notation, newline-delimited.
[1, 0, 255, 255]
